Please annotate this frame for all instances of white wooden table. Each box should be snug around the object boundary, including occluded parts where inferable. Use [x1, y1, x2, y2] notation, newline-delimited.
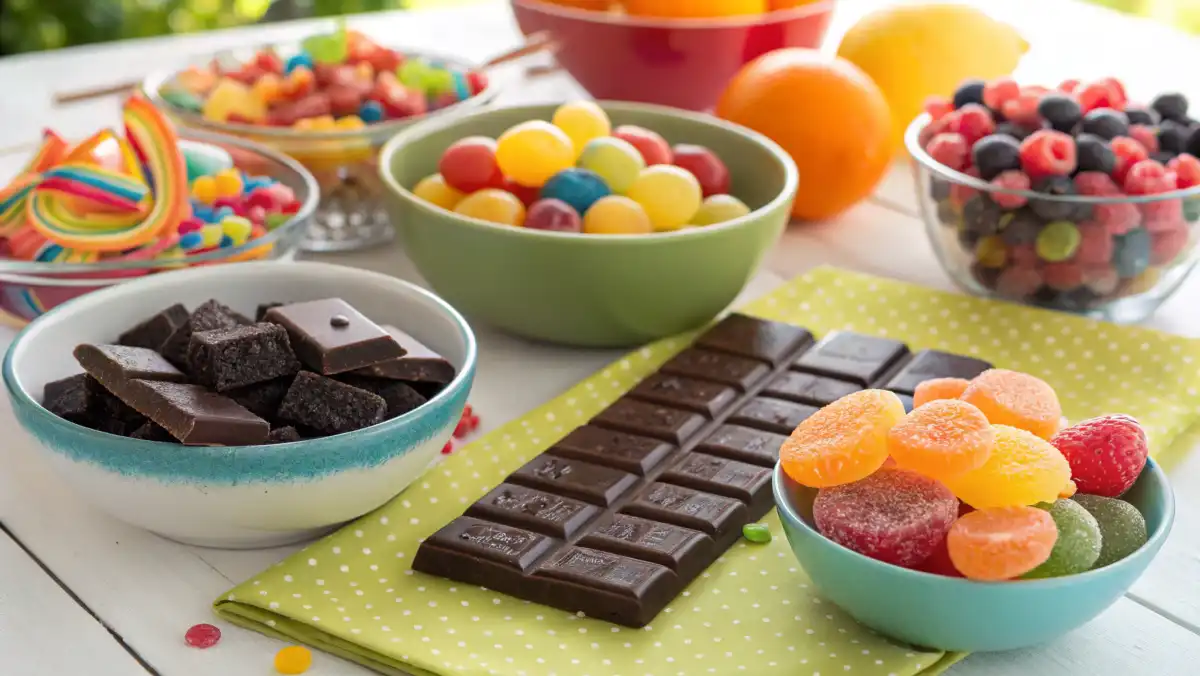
[1, 2, 1198, 674]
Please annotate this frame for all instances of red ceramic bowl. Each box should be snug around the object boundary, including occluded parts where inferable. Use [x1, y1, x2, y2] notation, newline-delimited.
[510, 0, 836, 111]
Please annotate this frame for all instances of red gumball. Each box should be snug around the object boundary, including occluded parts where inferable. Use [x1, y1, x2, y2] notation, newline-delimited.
[440, 137, 503, 193]
[381, 85, 427, 119]
[525, 198, 582, 232]
[613, 125, 673, 166]
[672, 144, 731, 196]
[503, 178, 542, 207]
[254, 50, 284, 75]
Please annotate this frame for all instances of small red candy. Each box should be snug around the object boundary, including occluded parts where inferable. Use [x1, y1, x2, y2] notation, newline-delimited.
[1077, 79, 1125, 112]
[1051, 415, 1148, 497]
[185, 623, 222, 649]
[246, 186, 280, 210]
[1093, 201, 1141, 235]
[1042, 261, 1084, 291]
[923, 96, 954, 122]
[254, 51, 284, 75]
[454, 420, 470, 439]
[1001, 90, 1041, 126]
[441, 442, 454, 455]
[1151, 221, 1190, 264]
[1129, 124, 1159, 154]
[466, 71, 489, 95]
[328, 86, 364, 118]
[1057, 79, 1081, 94]
[613, 125, 674, 166]
[1168, 153, 1200, 188]
[502, 178, 541, 208]
[945, 104, 995, 145]
[439, 137, 503, 194]
[248, 206, 267, 225]
[368, 49, 404, 75]
[1074, 224, 1114, 265]
[1019, 129, 1077, 179]
[949, 166, 981, 208]
[1111, 136, 1149, 183]
[281, 200, 302, 214]
[177, 217, 204, 235]
[1074, 171, 1120, 196]
[925, 132, 969, 171]
[989, 169, 1030, 209]
[982, 77, 1020, 112]
[1123, 159, 1171, 195]
[672, 144, 731, 196]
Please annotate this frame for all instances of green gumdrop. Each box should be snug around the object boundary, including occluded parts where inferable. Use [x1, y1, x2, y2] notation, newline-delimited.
[303, 35, 347, 65]
[179, 140, 234, 183]
[1036, 220, 1081, 262]
[1023, 499, 1102, 579]
[424, 68, 455, 95]
[1073, 494, 1148, 568]
[265, 213, 291, 231]
[398, 59, 432, 90]
[161, 86, 204, 113]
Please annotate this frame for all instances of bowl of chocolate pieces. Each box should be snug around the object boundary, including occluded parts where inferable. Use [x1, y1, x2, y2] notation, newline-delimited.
[2, 261, 476, 548]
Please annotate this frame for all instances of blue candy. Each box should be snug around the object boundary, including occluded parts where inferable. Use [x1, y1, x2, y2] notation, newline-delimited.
[179, 232, 204, 250]
[540, 169, 612, 216]
[1114, 227, 1152, 278]
[191, 202, 215, 223]
[285, 53, 314, 74]
[219, 235, 235, 248]
[359, 100, 384, 123]
[452, 72, 470, 100]
[214, 206, 235, 221]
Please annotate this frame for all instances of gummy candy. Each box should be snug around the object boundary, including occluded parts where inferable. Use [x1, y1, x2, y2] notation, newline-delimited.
[1052, 414, 1148, 497]
[915, 536, 964, 578]
[626, 166, 703, 231]
[780, 389, 906, 488]
[1035, 220, 1081, 262]
[577, 137, 646, 194]
[191, 176, 219, 205]
[274, 645, 313, 674]
[525, 198, 583, 233]
[1072, 494, 1148, 567]
[813, 467, 959, 567]
[540, 168, 612, 215]
[742, 523, 772, 544]
[613, 125, 674, 166]
[960, 369, 1062, 440]
[582, 196, 652, 235]
[439, 136, 502, 194]
[412, 174, 465, 211]
[691, 195, 751, 226]
[947, 506, 1057, 580]
[202, 79, 267, 124]
[672, 144, 731, 197]
[212, 169, 243, 198]
[1022, 499, 1102, 578]
[942, 424, 1071, 509]
[496, 121, 575, 188]
[887, 399, 994, 481]
[912, 377, 970, 408]
[453, 189, 526, 226]
[552, 101, 612, 157]
[184, 623, 221, 648]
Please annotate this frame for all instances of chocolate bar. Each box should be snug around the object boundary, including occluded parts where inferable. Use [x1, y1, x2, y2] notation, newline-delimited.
[73, 344, 188, 389]
[110, 380, 268, 446]
[413, 312, 993, 627]
[264, 299, 405, 375]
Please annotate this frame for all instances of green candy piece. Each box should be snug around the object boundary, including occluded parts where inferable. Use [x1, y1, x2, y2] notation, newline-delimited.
[1023, 499, 1101, 579]
[178, 140, 234, 183]
[742, 523, 772, 544]
[303, 19, 348, 65]
[1184, 197, 1200, 224]
[1073, 494, 1148, 568]
[265, 213, 292, 231]
[424, 68, 456, 95]
[1036, 220, 1081, 262]
[398, 59, 433, 90]
[160, 86, 204, 113]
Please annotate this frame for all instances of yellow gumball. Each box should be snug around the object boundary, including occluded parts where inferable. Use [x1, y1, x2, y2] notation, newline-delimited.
[583, 196, 653, 235]
[496, 121, 575, 188]
[625, 165, 702, 231]
[691, 194, 752, 226]
[454, 189, 527, 226]
[413, 174, 465, 211]
[552, 101, 612, 157]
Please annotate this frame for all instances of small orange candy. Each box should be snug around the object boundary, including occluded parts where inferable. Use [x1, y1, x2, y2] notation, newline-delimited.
[886, 399, 994, 481]
[960, 369, 1062, 440]
[781, 389, 906, 488]
[913, 377, 971, 408]
[947, 506, 1058, 580]
[1059, 479, 1078, 499]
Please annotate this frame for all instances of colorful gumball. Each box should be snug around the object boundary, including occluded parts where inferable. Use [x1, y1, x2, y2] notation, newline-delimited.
[626, 165, 703, 231]
[540, 168, 612, 215]
[552, 101, 612, 157]
[614, 125, 674, 166]
[691, 194, 751, 226]
[525, 198, 583, 232]
[672, 144, 731, 196]
[496, 121, 575, 187]
[413, 174, 465, 211]
[577, 137, 646, 194]
[438, 136, 502, 193]
[454, 188, 526, 226]
[582, 196, 653, 235]
[502, 177, 541, 207]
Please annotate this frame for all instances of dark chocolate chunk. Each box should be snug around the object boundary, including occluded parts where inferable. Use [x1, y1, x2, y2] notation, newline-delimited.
[118, 303, 189, 351]
[336, 375, 427, 420]
[161, 300, 250, 369]
[696, 312, 814, 366]
[129, 422, 176, 442]
[186, 323, 301, 392]
[346, 325, 455, 384]
[623, 482, 747, 538]
[84, 375, 146, 424]
[697, 425, 787, 467]
[659, 348, 770, 391]
[792, 331, 910, 386]
[591, 397, 706, 445]
[467, 484, 599, 539]
[762, 371, 861, 406]
[117, 380, 268, 445]
[226, 377, 293, 422]
[883, 350, 993, 394]
[277, 371, 387, 436]
[533, 547, 676, 626]
[661, 454, 773, 509]
[509, 456, 638, 507]
[264, 298, 405, 375]
[419, 516, 556, 573]
[267, 426, 303, 443]
[43, 374, 92, 425]
[727, 397, 818, 435]
[627, 373, 737, 418]
[43, 374, 87, 409]
[74, 344, 188, 390]
[256, 302, 284, 322]
[549, 426, 675, 476]
[578, 514, 712, 578]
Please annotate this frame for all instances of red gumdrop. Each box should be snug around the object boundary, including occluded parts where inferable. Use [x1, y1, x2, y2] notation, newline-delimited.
[1111, 136, 1149, 183]
[915, 536, 964, 577]
[613, 125, 673, 166]
[923, 96, 954, 122]
[982, 77, 1020, 111]
[1075, 224, 1114, 265]
[1168, 154, 1200, 188]
[672, 144, 731, 196]
[439, 137, 503, 193]
[524, 198, 583, 232]
[812, 467, 959, 568]
[925, 132, 969, 171]
[185, 623, 222, 649]
[945, 104, 995, 145]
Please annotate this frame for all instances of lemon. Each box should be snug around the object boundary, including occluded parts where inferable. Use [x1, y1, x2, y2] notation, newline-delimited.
[836, 4, 1029, 153]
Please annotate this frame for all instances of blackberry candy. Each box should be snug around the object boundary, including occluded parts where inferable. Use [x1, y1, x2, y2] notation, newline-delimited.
[936, 200, 958, 227]
[953, 79, 986, 109]
[1080, 109, 1129, 141]
[1185, 126, 1200, 159]
[1075, 134, 1117, 175]
[930, 178, 952, 202]
[972, 135, 1022, 180]
[1151, 92, 1189, 122]
[993, 122, 1034, 141]
[962, 195, 1003, 235]
[1030, 176, 1082, 222]
[1124, 105, 1160, 126]
[1158, 121, 1190, 154]
[1037, 94, 1082, 133]
[1001, 207, 1043, 246]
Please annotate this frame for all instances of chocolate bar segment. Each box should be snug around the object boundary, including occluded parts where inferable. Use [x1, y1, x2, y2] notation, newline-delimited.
[421, 516, 557, 573]
[661, 454, 773, 510]
[74, 344, 188, 388]
[628, 373, 737, 418]
[346, 326, 456, 384]
[883, 350, 993, 394]
[660, 348, 770, 391]
[697, 424, 787, 467]
[622, 482, 747, 539]
[578, 514, 712, 578]
[467, 484, 599, 539]
[762, 371, 861, 406]
[548, 426, 675, 476]
[696, 312, 813, 366]
[534, 547, 676, 627]
[509, 456, 638, 507]
[727, 397, 818, 435]
[793, 331, 910, 386]
[117, 380, 268, 445]
[591, 397, 706, 445]
[264, 299, 405, 375]
[187, 323, 301, 392]
[118, 303, 189, 351]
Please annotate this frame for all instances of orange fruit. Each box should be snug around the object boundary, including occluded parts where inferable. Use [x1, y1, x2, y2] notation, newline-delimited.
[715, 49, 891, 221]
[625, 0, 766, 18]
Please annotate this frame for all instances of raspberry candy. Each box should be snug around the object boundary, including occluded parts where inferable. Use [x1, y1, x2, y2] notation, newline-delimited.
[1123, 159, 1171, 195]
[946, 506, 1057, 580]
[946, 104, 996, 145]
[1168, 153, 1200, 188]
[813, 467, 959, 567]
[1074, 171, 1120, 196]
[1051, 414, 1148, 497]
[982, 77, 1020, 112]
[1111, 136, 1149, 183]
[989, 170, 1031, 209]
[926, 133, 970, 171]
[1002, 90, 1041, 126]
[1019, 130, 1077, 179]
[1129, 124, 1160, 153]
[923, 96, 955, 122]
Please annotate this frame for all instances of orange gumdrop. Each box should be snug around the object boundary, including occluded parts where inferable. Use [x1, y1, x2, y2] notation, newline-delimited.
[913, 377, 971, 408]
[781, 389, 906, 488]
[946, 506, 1058, 580]
[961, 369, 1062, 440]
[887, 399, 994, 481]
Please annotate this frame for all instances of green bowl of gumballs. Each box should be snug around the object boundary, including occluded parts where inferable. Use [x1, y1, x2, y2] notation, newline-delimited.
[378, 100, 799, 347]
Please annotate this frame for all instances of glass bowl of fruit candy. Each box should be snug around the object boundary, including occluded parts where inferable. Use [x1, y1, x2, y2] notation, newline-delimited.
[378, 100, 799, 348]
[0, 97, 316, 326]
[907, 77, 1200, 323]
[142, 22, 496, 253]
[774, 371, 1174, 652]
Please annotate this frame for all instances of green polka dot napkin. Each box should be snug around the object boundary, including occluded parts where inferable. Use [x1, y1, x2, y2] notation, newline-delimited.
[215, 266, 1200, 676]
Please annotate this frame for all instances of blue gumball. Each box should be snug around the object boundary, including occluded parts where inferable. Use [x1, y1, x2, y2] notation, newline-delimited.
[540, 169, 612, 216]
[285, 53, 314, 74]
[1113, 227, 1151, 278]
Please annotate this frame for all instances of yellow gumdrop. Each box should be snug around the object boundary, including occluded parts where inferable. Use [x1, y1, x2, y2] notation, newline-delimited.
[413, 174, 465, 211]
[942, 424, 1072, 509]
[552, 101, 612, 157]
[582, 195, 653, 235]
[626, 165, 702, 231]
[274, 645, 313, 674]
[690, 194, 751, 226]
[336, 115, 366, 130]
[496, 121, 575, 188]
[454, 188, 527, 226]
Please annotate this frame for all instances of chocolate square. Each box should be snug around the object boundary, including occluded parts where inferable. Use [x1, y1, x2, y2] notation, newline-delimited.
[226, 376, 294, 422]
[161, 299, 250, 369]
[118, 303, 190, 352]
[659, 348, 770, 391]
[277, 371, 387, 435]
[696, 312, 814, 366]
[628, 373, 737, 418]
[727, 397, 818, 435]
[187, 323, 301, 391]
[346, 325, 455, 384]
[792, 331, 910, 386]
[883, 350, 993, 395]
[696, 424, 787, 467]
[43, 374, 92, 425]
[591, 397, 707, 445]
[762, 371, 861, 406]
[336, 375, 427, 419]
[74, 344, 188, 390]
[264, 298, 406, 375]
[548, 426, 675, 476]
[122, 380, 268, 445]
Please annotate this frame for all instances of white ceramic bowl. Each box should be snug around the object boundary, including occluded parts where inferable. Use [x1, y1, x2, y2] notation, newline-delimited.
[2, 261, 477, 549]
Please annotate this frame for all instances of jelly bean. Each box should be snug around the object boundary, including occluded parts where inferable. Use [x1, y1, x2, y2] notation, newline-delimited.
[359, 100, 384, 123]
[742, 523, 772, 544]
[439, 137, 502, 194]
[690, 194, 751, 226]
[613, 125, 674, 166]
[525, 198, 582, 233]
[887, 399, 994, 481]
[191, 175, 219, 204]
[946, 506, 1057, 580]
[454, 189, 526, 226]
[213, 169, 244, 198]
[251, 73, 283, 105]
[912, 377, 971, 408]
[412, 174, 465, 211]
[496, 121, 575, 188]
[1072, 494, 1148, 567]
[214, 206, 235, 221]
[466, 71, 488, 95]
[552, 101, 612, 157]
[177, 217, 204, 235]
[581, 196, 653, 235]
[425, 68, 456, 95]
[274, 645, 313, 674]
[813, 467, 959, 567]
[219, 234, 235, 248]
[303, 34, 347, 66]
[222, 216, 254, 244]
[1022, 499, 1102, 578]
[191, 203, 216, 223]
[200, 224, 224, 248]
[672, 144, 730, 197]
[397, 60, 433, 91]
[961, 369, 1062, 440]
[285, 53, 314, 74]
[995, 264, 1043, 298]
[541, 168, 612, 215]
[942, 424, 1072, 509]
[161, 87, 204, 112]
[1043, 261, 1085, 291]
[626, 166, 702, 231]
[781, 389, 906, 488]
[179, 232, 204, 250]
[266, 212, 291, 230]
[248, 205, 267, 225]
[975, 235, 1007, 268]
[1035, 220, 1081, 262]
[577, 137, 646, 194]
[328, 86, 363, 118]
[452, 71, 470, 100]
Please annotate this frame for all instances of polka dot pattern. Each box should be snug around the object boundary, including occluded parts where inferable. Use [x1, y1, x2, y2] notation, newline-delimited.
[215, 267, 1200, 676]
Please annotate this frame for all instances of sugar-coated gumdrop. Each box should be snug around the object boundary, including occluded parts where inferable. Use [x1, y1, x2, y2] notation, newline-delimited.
[274, 645, 313, 674]
[1051, 414, 1148, 498]
[453, 189, 526, 226]
[540, 168, 612, 215]
[577, 137, 646, 194]
[1072, 494, 1148, 567]
[413, 174, 465, 211]
[626, 165, 703, 231]
[691, 194, 751, 226]
[947, 506, 1057, 580]
[552, 101, 612, 157]
[912, 377, 971, 408]
[184, 623, 222, 648]
[813, 467, 959, 567]
[613, 125, 673, 166]
[1060, 479, 1078, 499]
[961, 369, 1062, 439]
[672, 144, 731, 197]
[582, 195, 653, 235]
[525, 198, 582, 233]
[1022, 499, 1102, 578]
[781, 389, 906, 488]
[915, 536, 964, 577]
[496, 121, 575, 188]
[887, 399, 994, 481]
[439, 136, 502, 194]
[942, 424, 1072, 509]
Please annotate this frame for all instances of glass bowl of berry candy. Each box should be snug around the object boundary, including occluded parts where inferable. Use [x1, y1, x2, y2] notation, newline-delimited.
[906, 76, 1200, 323]
[142, 23, 497, 253]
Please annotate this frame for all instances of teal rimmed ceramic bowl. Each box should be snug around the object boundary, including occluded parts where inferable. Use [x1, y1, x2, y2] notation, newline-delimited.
[378, 101, 798, 348]
[773, 459, 1174, 652]
[3, 261, 476, 549]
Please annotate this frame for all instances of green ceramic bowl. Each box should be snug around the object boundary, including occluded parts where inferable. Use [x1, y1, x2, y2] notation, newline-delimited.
[378, 102, 798, 347]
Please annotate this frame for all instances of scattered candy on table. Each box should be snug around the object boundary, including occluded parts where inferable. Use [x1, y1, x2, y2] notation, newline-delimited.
[183, 623, 222, 649]
[274, 645, 313, 674]
[742, 522, 773, 543]
[410, 100, 752, 234]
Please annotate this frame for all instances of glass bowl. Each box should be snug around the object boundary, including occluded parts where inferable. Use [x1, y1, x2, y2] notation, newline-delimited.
[906, 114, 1200, 323]
[141, 45, 502, 253]
[0, 128, 317, 327]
